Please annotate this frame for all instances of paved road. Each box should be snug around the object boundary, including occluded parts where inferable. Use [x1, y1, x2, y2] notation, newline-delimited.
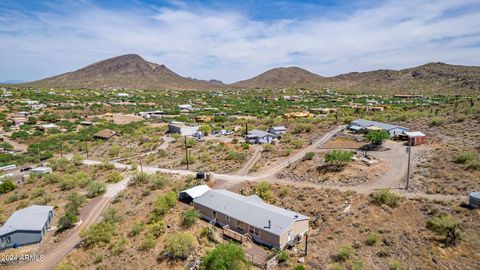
[13, 176, 131, 270]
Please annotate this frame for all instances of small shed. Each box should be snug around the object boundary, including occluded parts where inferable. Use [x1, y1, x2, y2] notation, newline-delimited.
[405, 131, 427, 146]
[268, 126, 287, 136]
[93, 129, 116, 140]
[31, 167, 53, 176]
[179, 185, 211, 203]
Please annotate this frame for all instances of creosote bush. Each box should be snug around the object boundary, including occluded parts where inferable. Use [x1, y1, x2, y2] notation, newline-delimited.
[371, 189, 400, 207]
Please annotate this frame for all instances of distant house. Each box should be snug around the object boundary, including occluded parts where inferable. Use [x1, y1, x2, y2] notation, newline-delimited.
[245, 130, 277, 144]
[177, 104, 193, 112]
[193, 189, 309, 249]
[93, 129, 116, 140]
[30, 167, 53, 176]
[0, 205, 54, 250]
[167, 122, 199, 136]
[137, 110, 164, 119]
[37, 123, 58, 132]
[348, 119, 409, 137]
[405, 131, 427, 146]
[268, 126, 287, 136]
[79, 121, 95, 126]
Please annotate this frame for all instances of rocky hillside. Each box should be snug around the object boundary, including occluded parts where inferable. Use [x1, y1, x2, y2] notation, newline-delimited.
[326, 62, 480, 94]
[24, 54, 220, 90]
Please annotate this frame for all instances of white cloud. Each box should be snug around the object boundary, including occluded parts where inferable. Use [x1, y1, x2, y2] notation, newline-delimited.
[0, 0, 479, 82]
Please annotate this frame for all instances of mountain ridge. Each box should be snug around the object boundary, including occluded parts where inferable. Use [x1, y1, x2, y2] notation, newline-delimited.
[16, 54, 480, 94]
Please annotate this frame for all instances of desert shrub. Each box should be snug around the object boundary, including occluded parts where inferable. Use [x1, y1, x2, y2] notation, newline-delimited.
[330, 262, 344, 270]
[352, 260, 364, 270]
[325, 150, 353, 166]
[80, 222, 116, 247]
[150, 173, 170, 190]
[95, 161, 115, 171]
[72, 153, 84, 166]
[44, 173, 62, 184]
[293, 123, 313, 134]
[139, 235, 156, 251]
[131, 172, 150, 185]
[59, 176, 77, 190]
[371, 189, 400, 207]
[31, 188, 46, 198]
[334, 243, 353, 262]
[454, 151, 477, 164]
[164, 232, 195, 260]
[150, 220, 166, 238]
[182, 209, 200, 228]
[279, 186, 290, 197]
[304, 151, 315, 160]
[226, 150, 246, 161]
[366, 233, 380, 245]
[241, 143, 249, 150]
[256, 181, 274, 202]
[290, 138, 305, 149]
[277, 250, 289, 263]
[66, 192, 86, 214]
[102, 206, 122, 224]
[94, 254, 103, 264]
[427, 212, 462, 246]
[466, 159, 480, 170]
[388, 260, 405, 270]
[429, 117, 445, 126]
[366, 130, 389, 145]
[181, 153, 196, 164]
[112, 237, 128, 255]
[200, 226, 216, 242]
[293, 265, 305, 270]
[5, 192, 27, 203]
[129, 221, 145, 237]
[107, 171, 122, 183]
[86, 181, 107, 198]
[263, 144, 274, 152]
[200, 242, 245, 270]
[151, 192, 177, 221]
[58, 211, 78, 231]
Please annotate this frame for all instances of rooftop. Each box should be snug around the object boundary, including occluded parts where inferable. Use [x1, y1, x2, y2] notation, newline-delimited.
[350, 119, 408, 131]
[0, 205, 53, 236]
[194, 189, 308, 236]
[246, 129, 276, 138]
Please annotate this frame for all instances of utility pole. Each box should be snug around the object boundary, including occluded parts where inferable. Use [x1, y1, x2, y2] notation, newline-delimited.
[37, 148, 41, 164]
[305, 234, 308, 256]
[85, 136, 89, 158]
[184, 136, 189, 170]
[60, 137, 63, 158]
[406, 140, 412, 190]
[245, 122, 249, 135]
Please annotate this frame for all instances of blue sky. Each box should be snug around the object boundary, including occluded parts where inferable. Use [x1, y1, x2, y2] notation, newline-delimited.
[1, 0, 480, 83]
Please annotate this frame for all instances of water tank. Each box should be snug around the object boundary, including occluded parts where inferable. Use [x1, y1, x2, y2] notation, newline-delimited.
[469, 192, 480, 209]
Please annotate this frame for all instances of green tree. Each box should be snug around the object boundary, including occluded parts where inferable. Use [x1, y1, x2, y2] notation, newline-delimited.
[102, 206, 122, 224]
[366, 130, 389, 145]
[58, 211, 78, 231]
[80, 222, 116, 247]
[86, 181, 107, 198]
[325, 150, 353, 166]
[199, 125, 212, 135]
[0, 180, 15, 195]
[200, 242, 246, 270]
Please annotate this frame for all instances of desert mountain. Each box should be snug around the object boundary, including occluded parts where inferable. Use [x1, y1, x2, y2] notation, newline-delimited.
[19, 54, 480, 94]
[25, 54, 220, 90]
[231, 66, 325, 89]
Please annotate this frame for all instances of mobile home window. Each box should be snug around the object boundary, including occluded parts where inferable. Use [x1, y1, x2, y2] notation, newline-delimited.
[249, 226, 254, 234]
[226, 215, 230, 221]
[6, 237, 11, 243]
[254, 228, 260, 236]
[212, 210, 217, 218]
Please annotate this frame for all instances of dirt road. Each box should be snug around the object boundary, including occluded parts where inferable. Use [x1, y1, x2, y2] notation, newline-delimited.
[13, 176, 131, 270]
[236, 146, 262, 176]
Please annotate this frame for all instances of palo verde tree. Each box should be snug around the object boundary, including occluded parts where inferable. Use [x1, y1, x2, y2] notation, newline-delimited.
[324, 150, 353, 166]
[366, 130, 389, 145]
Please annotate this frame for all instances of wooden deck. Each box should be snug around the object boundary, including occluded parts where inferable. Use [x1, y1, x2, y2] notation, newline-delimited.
[222, 225, 250, 243]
